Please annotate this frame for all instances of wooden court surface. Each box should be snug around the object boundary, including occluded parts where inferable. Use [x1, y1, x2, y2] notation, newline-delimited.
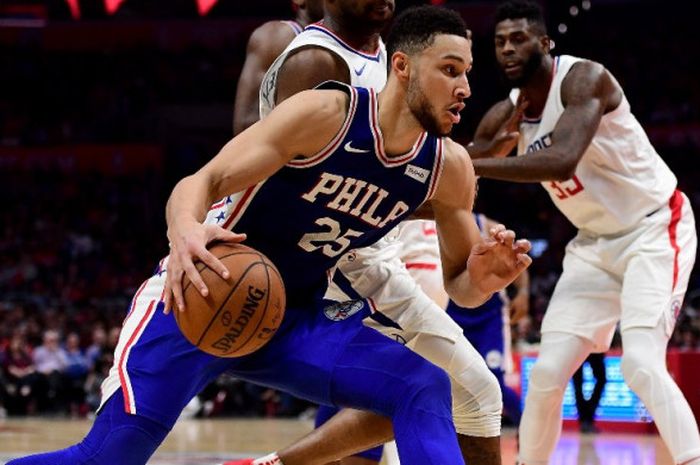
[0, 417, 674, 464]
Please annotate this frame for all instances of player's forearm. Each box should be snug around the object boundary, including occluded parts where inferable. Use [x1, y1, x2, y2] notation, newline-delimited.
[166, 174, 216, 235]
[464, 140, 494, 159]
[473, 150, 576, 182]
[445, 270, 492, 308]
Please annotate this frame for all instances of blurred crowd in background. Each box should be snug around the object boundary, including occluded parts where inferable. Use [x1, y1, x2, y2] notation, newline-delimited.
[1, 0, 699, 419]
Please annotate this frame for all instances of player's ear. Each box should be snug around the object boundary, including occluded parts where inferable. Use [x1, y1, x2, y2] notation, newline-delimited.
[541, 34, 553, 53]
[392, 52, 410, 80]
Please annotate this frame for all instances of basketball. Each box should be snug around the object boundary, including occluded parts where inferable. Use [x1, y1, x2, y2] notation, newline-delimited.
[175, 242, 286, 358]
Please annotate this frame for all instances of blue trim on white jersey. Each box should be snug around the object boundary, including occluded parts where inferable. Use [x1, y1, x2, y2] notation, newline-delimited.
[305, 24, 382, 62]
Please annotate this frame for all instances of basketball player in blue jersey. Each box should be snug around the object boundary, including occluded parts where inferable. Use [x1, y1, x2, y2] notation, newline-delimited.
[396, 215, 527, 427]
[234, 2, 510, 465]
[306, 214, 529, 465]
[233, 0, 323, 135]
[7, 7, 531, 465]
[470, 2, 700, 464]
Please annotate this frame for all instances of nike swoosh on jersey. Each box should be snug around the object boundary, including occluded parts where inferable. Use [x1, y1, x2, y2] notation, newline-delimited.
[354, 63, 367, 76]
[344, 141, 370, 153]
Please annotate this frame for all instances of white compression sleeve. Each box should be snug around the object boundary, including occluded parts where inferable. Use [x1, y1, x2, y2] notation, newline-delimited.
[518, 332, 593, 465]
[411, 332, 502, 437]
[621, 322, 700, 465]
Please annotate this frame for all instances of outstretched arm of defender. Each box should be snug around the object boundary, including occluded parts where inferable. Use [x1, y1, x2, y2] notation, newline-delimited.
[165, 89, 349, 313]
[431, 139, 531, 308]
[473, 61, 620, 182]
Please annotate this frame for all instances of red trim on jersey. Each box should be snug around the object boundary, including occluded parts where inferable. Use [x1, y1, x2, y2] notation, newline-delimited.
[118, 299, 156, 413]
[209, 197, 226, 210]
[422, 222, 437, 236]
[288, 87, 358, 168]
[426, 138, 444, 200]
[367, 297, 378, 313]
[405, 262, 438, 270]
[222, 186, 256, 230]
[369, 89, 427, 166]
[668, 189, 683, 290]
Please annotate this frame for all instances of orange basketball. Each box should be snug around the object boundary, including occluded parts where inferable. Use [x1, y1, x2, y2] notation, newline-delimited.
[175, 242, 286, 358]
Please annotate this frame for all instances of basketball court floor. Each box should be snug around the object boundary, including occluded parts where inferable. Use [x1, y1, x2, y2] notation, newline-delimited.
[0, 417, 674, 464]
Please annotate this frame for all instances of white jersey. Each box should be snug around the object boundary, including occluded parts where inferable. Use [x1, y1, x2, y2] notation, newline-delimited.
[511, 55, 676, 235]
[260, 22, 387, 118]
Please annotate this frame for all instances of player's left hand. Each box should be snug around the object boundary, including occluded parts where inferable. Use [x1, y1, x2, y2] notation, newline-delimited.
[467, 224, 532, 296]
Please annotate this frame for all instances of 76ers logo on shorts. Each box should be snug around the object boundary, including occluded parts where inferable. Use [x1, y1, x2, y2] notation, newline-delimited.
[324, 300, 364, 321]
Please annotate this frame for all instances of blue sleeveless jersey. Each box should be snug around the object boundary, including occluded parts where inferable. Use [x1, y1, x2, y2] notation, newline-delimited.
[206, 83, 444, 305]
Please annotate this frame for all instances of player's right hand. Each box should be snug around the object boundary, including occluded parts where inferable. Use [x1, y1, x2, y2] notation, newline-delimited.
[163, 220, 246, 314]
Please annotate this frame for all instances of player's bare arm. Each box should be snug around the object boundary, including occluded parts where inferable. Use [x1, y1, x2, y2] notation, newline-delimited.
[164, 89, 350, 313]
[233, 21, 299, 135]
[468, 97, 527, 159]
[473, 60, 621, 181]
[432, 139, 532, 308]
[275, 47, 351, 104]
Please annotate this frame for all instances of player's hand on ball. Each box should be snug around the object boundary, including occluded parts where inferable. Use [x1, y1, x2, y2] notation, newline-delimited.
[164, 220, 246, 314]
[467, 225, 532, 295]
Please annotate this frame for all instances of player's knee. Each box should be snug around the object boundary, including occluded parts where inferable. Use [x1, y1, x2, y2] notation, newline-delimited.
[452, 364, 502, 437]
[528, 358, 569, 394]
[480, 369, 503, 414]
[620, 352, 652, 393]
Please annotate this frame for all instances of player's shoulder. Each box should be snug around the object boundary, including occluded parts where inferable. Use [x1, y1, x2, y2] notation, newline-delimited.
[285, 43, 347, 70]
[443, 138, 472, 168]
[566, 57, 607, 81]
[247, 20, 299, 57]
[561, 56, 619, 104]
[285, 84, 352, 120]
[432, 138, 474, 202]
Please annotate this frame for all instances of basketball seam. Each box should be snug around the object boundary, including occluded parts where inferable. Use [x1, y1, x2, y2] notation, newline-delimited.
[228, 257, 273, 356]
[194, 261, 263, 347]
[181, 251, 260, 293]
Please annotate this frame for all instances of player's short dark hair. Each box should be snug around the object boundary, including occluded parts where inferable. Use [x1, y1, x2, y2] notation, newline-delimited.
[386, 6, 469, 58]
[495, 0, 547, 35]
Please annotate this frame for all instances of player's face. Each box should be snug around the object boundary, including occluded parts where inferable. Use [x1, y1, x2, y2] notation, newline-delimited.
[407, 34, 472, 136]
[494, 18, 547, 88]
[330, 0, 395, 28]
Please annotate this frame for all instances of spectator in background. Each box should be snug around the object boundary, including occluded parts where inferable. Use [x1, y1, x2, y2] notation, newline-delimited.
[64, 332, 89, 416]
[2, 333, 40, 415]
[572, 352, 607, 433]
[84, 352, 113, 413]
[32, 329, 68, 413]
[85, 326, 107, 369]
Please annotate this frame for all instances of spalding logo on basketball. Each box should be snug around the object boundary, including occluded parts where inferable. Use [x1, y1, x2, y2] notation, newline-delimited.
[175, 242, 286, 358]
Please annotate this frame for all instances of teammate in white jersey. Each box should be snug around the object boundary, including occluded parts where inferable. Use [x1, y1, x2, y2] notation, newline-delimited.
[233, 0, 323, 135]
[232, 2, 507, 465]
[470, 2, 700, 464]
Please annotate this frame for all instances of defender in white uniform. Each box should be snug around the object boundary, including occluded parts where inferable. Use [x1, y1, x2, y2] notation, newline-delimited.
[232, 0, 323, 136]
[471, 2, 700, 464]
[254, 3, 507, 464]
